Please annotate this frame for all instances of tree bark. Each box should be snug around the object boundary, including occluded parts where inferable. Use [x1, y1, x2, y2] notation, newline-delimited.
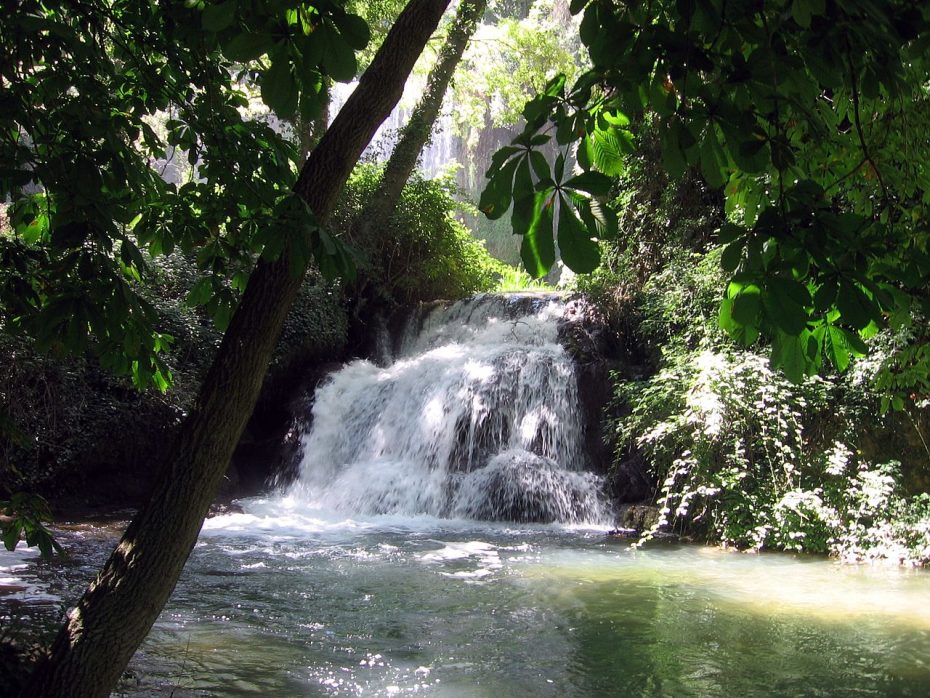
[19, 1, 451, 696]
[297, 78, 331, 168]
[352, 0, 487, 245]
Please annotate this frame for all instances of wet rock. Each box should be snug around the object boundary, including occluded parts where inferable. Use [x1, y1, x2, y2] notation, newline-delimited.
[607, 454, 654, 503]
[618, 503, 661, 532]
[449, 450, 609, 524]
[207, 501, 244, 518]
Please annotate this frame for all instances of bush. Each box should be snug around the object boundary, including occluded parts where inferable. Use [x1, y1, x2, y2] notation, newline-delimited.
[575, 117, 930, 565]
[0, 249, 347, 505]
[606, 257, 930, 565]
[335, 164, 504, 305]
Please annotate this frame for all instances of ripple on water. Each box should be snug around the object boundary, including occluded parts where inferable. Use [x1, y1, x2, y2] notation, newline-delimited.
[5, 522, 930, 696]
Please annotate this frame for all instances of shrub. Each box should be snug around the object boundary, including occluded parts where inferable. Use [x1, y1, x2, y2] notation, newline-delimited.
[335, 164, 504, 305]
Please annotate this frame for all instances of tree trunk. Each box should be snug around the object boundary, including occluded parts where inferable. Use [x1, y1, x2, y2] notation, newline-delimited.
[19, 1, 451, 696]
[297, 78, 331, 168]
[352, 0, 487, 244]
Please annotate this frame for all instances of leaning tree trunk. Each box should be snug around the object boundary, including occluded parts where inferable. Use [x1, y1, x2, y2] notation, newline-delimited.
[352, 0, 487, 244]
[19, 1, 451, 696]
[297, 77, 331, 167]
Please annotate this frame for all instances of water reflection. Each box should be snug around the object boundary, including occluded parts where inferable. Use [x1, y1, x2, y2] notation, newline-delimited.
[3, 519, 930, 696]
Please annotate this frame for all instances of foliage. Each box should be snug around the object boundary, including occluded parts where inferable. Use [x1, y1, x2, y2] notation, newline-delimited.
[494, 265, 553, 292]
[483, 0, 930, 395]
[450, 0, 583, 143]
[603, 234, 930, 564]
[614, 345, 930, 565]
[466, 212, 523, 267]
[0, 0, 360, 392]
[0, 493, 62, 557]
[336, 164, 504, 304]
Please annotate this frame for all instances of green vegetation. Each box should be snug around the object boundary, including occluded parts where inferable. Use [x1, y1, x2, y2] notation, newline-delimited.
[494, 265, 554, 292]
[336, 164, 504, 304]
[0, 0, 929, 693]
[485, 0, 930, 392]
[576, 119, 930, 564]
[609, 260, 930, 564]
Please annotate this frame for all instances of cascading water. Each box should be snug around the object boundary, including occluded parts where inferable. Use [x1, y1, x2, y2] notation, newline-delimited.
[286, 293, 611, 524]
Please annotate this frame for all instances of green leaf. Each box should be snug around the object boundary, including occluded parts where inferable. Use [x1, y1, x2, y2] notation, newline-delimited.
[836, 280, 878, 330]
[731, 285, 761, 325]
[563, 171, 613, 196]
[577, 196, 617, 240]
[521, 193, 556, 278]
[774, 331, 809, 383]
[486, 146, 521, 177]
[223, 32, 273, 62]
[202, 1, 237, 32]
[718, 297, 736, 332]
[523, 96, 556, 128]
[720, 240, 744, 272]
[764, 277, 809, 335]
[186, 277, 213, 307]
[719, 298, 760, 345]
[543, 74, 567, 96]
[700, 128, 727, 188]
[791, 0, 811, 28]
[299, 89, 323, 121]
[332, 13, 370, 50]
[2, 522, 19, 551]
[511, 158, 537, 235]
[261, 57, 298, 118]
[319, 23, 357, 82]
[820, 325, 851, 372]
[718, 222, 744, 244]
[557, 195, 600, 273]
[529, 150, 550, 181]
[842, 328, 868, 356]
[479, 156, 520, 219]
[813, 279, 837, 312]
[587, 126, 630, 176]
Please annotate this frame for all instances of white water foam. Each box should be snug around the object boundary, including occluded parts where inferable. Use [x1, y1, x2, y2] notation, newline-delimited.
[274, 294, 610, 525]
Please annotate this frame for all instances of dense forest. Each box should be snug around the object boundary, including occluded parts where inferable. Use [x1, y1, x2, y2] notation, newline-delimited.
[1, 0, 929, 695]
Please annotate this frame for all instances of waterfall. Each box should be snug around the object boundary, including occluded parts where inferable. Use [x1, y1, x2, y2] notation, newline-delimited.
[286, 293, 611, 524]
[330, 81, 460, 179]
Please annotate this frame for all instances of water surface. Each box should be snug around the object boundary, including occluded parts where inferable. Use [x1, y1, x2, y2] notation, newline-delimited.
[4, 506, 930, 696]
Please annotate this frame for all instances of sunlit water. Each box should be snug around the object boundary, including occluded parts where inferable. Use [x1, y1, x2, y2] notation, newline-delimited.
[4, 507, 930, 697]
[4, 294, 929, 694]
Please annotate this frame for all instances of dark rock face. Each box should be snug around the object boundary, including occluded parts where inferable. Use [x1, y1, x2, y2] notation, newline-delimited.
[224, 360, 344, 499]
[606, 454, 654, 504]
[556, 296, 655, 504]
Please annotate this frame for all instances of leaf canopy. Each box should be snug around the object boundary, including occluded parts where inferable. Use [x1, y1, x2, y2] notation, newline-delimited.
[0, 0, 363, 390]
[482, 0, 930, 380]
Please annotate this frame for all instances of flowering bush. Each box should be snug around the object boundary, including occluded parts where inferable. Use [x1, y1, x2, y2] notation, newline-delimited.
[612, 346, 930, 565]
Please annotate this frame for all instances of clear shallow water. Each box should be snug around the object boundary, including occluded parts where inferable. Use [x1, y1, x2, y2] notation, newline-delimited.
[4, 504, 930, 696]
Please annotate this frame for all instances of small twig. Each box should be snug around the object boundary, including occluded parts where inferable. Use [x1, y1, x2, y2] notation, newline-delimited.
[824, 155, 869, 192]
[845, 39, 892, 208]
[905, 408, 930, 465]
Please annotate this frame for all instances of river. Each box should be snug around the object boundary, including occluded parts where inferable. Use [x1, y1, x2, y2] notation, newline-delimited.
[4, 293, 929, 695]
[4, 510, 930, 696]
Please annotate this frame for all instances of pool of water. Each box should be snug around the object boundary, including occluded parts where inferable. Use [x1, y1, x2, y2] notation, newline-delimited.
[3, 500, 930, 696]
